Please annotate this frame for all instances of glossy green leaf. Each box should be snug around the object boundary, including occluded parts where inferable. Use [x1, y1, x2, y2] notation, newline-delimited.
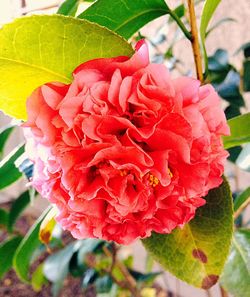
[220, 229, 250, 297]
[0, 125, 15, 158]
[78, 0, 170, 39]
[0, 144, 24, 190]
[31, 264, 48, 292]
[200, 0, 222, 74]
[0, 15, 133, 120]
[0, 236, 22, 279]
[8, 190, 31, 232]
[0, 208, 9, 228]
[13, 207, 51, 282]
[143, 178, 233, 289]
[234, 187, 250, 212]
[223, 113, 250, 149]
[57, 0, 80, 16]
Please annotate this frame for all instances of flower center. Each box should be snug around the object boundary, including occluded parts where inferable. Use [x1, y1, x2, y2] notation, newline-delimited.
[147, 173, 159, 187]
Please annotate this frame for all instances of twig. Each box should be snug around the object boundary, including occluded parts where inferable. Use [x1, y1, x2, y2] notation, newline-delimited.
[103, 246, 142, 297]
[168, 9, 192, 40]
[187, 0, 204, 82]
[234, 196, 250, 220]
[220, 285, 229, 297]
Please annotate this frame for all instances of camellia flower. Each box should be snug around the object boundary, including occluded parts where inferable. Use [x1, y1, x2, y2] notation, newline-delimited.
[23, 40, 230, 244]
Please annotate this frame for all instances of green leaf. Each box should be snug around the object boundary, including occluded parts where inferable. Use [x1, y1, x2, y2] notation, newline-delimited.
[143, 178, 233, 289]
[0, 15, 133, 120]
[0, 208, 9, 228]
[223, 113, 250, 149]
[8, 190, 31, 232]
[0, 236, 22, 279]
[234, 187, 250, 212]
[43, 240, 84, 283]
[200, 0, 222, 74]
[206, 18, 236, 37]
[0, 144, 24, 190]
[13, 207, 51, 283]
[95, 275, 113, 293]
[31, 264, 48, 292]
[243, 59, 250, 92]
[78, 0, 170, 39]
[57, 0, 80, 16]
[0, 125, 15, 159]
[220, 229, 250, 297]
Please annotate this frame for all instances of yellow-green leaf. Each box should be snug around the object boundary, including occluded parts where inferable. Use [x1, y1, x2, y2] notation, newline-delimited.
[39, 207, 58, 245]
[0, 15, 133, 120]
[143, 178, 233, 289]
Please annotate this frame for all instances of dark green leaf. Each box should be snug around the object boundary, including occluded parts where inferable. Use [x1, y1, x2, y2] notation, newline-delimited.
[13, 207, 51, 282]
[216, 71, 244, 107]
[78, 0, 170, 39]
[95, 275, 113, 293]
[220, 229, 250, 297]
[0, 125, 15, 158]
[0, 208, 9, 228]
[0, 236, 22, 279]
[0, 144, 24, 189]
[208, 49, 229, 72]
[243, 59, 250, 92]
[8, 191, 31, 232]
[224, 105, 241, 120]
[227, 146, 242, 163]
[57, 0, 80, 16]
[223, 113, 250, 149]
[143, 178, 233, 288]
[129, 270, 161, 284]
[31, 263, 48, 292]
[234, 187, 250, 212]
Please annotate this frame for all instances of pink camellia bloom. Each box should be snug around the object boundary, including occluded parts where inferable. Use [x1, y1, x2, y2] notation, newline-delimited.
[23, 41, 230, 244]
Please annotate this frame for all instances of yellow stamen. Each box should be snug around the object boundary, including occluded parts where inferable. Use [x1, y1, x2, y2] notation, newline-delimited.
[168, 168, 173, 178]
[120, 169, 129, 177]
[147, 173, 159, 187]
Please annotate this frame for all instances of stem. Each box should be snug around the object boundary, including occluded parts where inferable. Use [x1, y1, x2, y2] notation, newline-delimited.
[168, 9, 192, 40]
[220, 285, 229, 297]
[187, 0, 204, 82]
[234, 196, 250, 220]
[103, 246, 142, 297]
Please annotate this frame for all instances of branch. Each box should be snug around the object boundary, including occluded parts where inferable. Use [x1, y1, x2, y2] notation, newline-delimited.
[187, 0, 204, 82]
[168, 9, 192, 40]
[220, 285, 229, 297]
[234, 195, 250, 220]
[103, 246, 142, 297]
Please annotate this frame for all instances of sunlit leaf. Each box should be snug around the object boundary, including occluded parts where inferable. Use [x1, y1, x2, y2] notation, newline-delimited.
[0, 15, 133, 120]
[223, 113, 250, 149]
[143, 178, 233, 288]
